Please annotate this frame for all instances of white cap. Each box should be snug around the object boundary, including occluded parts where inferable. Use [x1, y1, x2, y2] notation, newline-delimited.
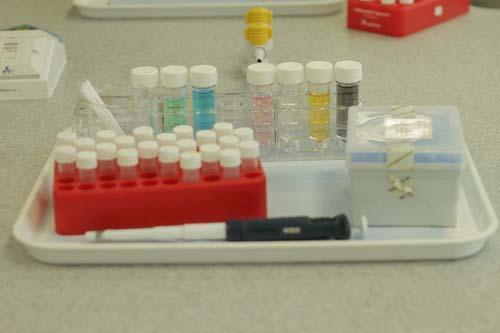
[220, 149, 241, 168]
[96, 130, 117, 144]
[234, 127, 254, 142]
[74, 137, 95, 152]
[56, 131, 76, 146]
[247, 63, 276, 86]
[114, 135, 136, 149]
[156, 133, 177, 146]
[131, 66, 159, 89]
[117, 148, 138, 167]
[213, 122, 233, 138]
[55, 145, 77, 164]
[189, 65, 218, 88]
[239, 140, 260, 159]
[335, 60, 363, 84]
[96, 142, 117, 161]
[399, 0, 414, 4]
[219, 135, 240, 149]
[160, 65, 188, 88]
[276, 62, 304, 85]
[76, 151, 97, 170]
[173, 125, 194, 140]
[177, 139, 197, 153]
[137, 140, 159, 159]
[180, 151, 201, 170]
[199, 144, 220, 163]
[159, 146, 180, 163]
[381, 0, 396, 4]
[196, 130, 217, 146]
[305, 61, 334, 84]
[133, 126, 154, 142]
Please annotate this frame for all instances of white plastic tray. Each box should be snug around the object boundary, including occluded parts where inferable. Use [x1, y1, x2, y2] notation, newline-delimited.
[12, 150, 497, 264]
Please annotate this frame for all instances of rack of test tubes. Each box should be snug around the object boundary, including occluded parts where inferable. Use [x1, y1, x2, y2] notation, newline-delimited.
[53, 123, 266, 235]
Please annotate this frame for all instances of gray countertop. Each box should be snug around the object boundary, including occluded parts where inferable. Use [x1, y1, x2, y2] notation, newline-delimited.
[1, 1, 500, 332]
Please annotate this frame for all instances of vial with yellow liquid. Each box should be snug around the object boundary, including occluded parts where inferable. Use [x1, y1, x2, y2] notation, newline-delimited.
[305, 61, 333, 144]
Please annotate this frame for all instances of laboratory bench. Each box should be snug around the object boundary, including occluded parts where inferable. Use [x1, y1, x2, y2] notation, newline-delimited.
[1, 0, 499, 332]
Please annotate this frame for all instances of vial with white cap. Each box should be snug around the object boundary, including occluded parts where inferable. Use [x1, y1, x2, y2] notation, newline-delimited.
[131, 66, 160, 134]
[156, 132, 177, 147]
[160, 65, 188, 132]
[220, 149, 241, 180]
[55, 145, 77, 177]
[177, 139, 197, 153]
[180, 151, 201, 183]
[305, 61, 333, 144]
[173, 124, 194, 140]
[234, 127, 254, 142]
[133, 126, 154, 144]
[381, 0, 396, 4]
[56, 131, 76, 147]
[219, 135, 240, 150]
[335, 60, 362, 141]
[96, 142, 117, 178]
[399, 0, 414, 4]
[137, 140, 159, 175]
[95, 130, 117, 144]
[199, 144, 220, 177]
[114, 135, 136, 150]
[247, 63, 276, 147]
[213, 122, 234, 139]
[74, 137, 96, 152]
[117, 148, 138, 180]
[159, 145, 180, 180]
[276, 62, 305, 152]
[76, 151, 98, 183]
[239, 140, 260, 173]
[196, 130, 217, 147]
[190, 65, 217, 132]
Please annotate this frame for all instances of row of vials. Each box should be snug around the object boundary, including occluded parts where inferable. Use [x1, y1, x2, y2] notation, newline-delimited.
[54, 122, 260, 184]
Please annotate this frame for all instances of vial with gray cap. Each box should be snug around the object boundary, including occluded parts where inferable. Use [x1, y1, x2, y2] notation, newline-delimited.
[335, 60, 362, 141]
[137, 140, 159, 175]
[131, 66, 160, 133]
[76, 151, 98, 183]
[96, 142, 117, 178]
[55, 145, 77, 177]
[159, 145, 180, 180]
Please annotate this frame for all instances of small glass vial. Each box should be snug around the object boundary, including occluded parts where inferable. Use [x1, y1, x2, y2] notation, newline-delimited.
[131, 66, 160, 133]
[199, 144, 220, 177]
[74, 137, 96, 152]
[159, 146, 180, 180]
[133, 126, 154, 144]
[234, 127, 254, 142]
[96, 142, 117, 179]
[213, 122, 234, 139]
[239, 140, 260, 174]
[247, 63, 276, 148]
[156, 133, 177, 147]
[173, 125, 194, 140]
[95, 130, 117, 144]
[137, 140, 159, 175]
[76, 151, 98, 183]
[56, 131, 76, 146]
[219, 135, 240, 150]
[177, 139, 197, 153]
[117, 148, 138, 180]
[276, 62, 304, 152]
[196, 130, 217, 147]
[180, 151, 201, 183]
[335, 60, 362, 141]
[114, 135, 136, 150]
[305, 61, 333, 144]
[220, 149, 241, 180]
[160, 65, 188, 132]
[55, 145, 77, 177]
[190, 65, 217, 131]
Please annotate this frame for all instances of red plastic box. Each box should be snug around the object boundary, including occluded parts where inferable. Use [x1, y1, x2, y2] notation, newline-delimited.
[347, 0, 470, 37]
[53, 164, 267, 235]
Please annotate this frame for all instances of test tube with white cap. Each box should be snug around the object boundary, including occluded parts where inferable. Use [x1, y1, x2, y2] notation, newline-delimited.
[95, 130, 117, 144]
[76, 151, 98, 183]
[131, 66, 160, 133]
[199, 144, 220, 177]
[234, 127, 254, 142]
[180, 151, 201, 183]
[220, 149, 241, 180]
[133, 126, 154, 144]
[219, 135, 240, 150]
[213, 122, 234, 139]
[96, 142, 117, 178]
[159, 145, 180, 180]
[55, 145, 77, 177]
[114, 135, 136, 150]
[137, 140, 159, 175]
[117, 148, 138, 180]
[196, 130, 217, 147]
[177, 139, 197, 153]
[156, 133, 177, 147]
[74, 137, 96, 152]
[239, 140, 260, 173]
[173, 125, 194, 140]
[56, 131, 77, 146]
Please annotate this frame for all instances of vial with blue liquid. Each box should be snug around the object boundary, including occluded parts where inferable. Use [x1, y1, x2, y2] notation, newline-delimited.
[189, 65, 218, 131]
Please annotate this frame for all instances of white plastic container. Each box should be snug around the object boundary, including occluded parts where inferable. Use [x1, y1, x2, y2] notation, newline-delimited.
[346, 105, 466, 228]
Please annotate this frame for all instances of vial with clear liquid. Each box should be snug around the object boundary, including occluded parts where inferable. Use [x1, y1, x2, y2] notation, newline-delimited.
[200, 143, 220, 177]
[117, 148, 138, 180]
[160, 66, 188, 132]
[55, 145, 77, 177]
[76, 151, 98, 183]
[180, 152, 201, 183]
[159, 146, 180, 180]
[190, 65, 217, 132]
[131, 66, 161, 134]
[220, 149, 241, 180]
[239, 140, 260, 174]
[96, 143, 117, 179]
[137, 141, 159, 175]
[335, 61, 362, 141]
